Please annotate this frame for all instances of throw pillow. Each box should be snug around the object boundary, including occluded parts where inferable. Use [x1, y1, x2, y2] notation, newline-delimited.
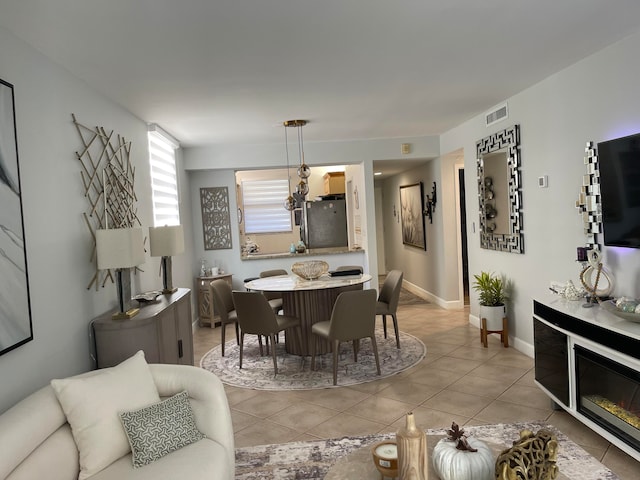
[51, 350, 160, 480]
[120, 390, 205, 468]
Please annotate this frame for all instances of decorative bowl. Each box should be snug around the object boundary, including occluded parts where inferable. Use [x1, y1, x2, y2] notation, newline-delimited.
[600, 299, 640, 323]
[371, 440, 398, 478]
[291, 260, 329, 280]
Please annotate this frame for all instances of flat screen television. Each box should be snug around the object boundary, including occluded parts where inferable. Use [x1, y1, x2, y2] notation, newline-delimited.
[598, 132, 640, 248]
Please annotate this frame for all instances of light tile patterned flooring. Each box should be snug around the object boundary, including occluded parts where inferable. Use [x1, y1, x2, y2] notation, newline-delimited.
[193, 301, 640, 479]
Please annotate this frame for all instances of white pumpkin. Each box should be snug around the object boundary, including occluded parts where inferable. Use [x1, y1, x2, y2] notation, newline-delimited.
[432, 436, 494, 480]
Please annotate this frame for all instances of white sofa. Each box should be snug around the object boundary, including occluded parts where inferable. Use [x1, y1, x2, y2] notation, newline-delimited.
[0, 363, 235, 480]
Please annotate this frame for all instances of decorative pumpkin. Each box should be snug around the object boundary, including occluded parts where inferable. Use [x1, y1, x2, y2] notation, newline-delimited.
[432, 423, 494, 480]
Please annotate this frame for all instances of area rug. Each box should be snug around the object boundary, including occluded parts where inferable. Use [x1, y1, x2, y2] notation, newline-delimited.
[234, 422, 618, 480]
[200, 327, 426, 390]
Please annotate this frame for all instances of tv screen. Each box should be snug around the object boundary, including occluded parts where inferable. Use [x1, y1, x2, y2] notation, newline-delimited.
[598, 132, 640, 248]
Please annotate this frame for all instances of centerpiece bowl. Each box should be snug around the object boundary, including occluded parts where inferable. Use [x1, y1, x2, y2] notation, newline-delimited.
[291, 260, 329, 280]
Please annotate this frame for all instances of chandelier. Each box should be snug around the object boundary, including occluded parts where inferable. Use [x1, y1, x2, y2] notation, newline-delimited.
[283, 119, 310, 210]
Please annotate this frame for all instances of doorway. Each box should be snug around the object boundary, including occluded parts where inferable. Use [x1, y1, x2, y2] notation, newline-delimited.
[456, 166, 470, 305]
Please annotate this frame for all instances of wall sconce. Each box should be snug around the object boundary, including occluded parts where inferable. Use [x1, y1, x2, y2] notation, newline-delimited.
[96, 227, 146, 319]
[149, 225, 185, 294]
[424, 181, 437, 223]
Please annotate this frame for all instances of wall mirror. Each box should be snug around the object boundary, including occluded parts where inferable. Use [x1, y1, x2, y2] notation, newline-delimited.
[476, 124, 523, 253]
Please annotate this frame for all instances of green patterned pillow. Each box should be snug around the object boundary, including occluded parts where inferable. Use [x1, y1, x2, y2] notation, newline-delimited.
[119, 390, 205, 468]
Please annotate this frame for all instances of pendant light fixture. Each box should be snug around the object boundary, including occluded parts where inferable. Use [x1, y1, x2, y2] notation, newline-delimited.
[283, 120, 311, 199]
[283, 122, 295, 211]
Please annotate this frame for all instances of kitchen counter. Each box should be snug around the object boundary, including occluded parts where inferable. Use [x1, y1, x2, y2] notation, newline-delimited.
[241, 246, 362, 261]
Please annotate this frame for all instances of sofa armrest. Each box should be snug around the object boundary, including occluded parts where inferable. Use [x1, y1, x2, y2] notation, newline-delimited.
[148, 364, 234, 475]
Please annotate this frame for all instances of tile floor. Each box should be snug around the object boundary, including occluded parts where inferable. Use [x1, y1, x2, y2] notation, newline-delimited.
[193, 300, 640, 479]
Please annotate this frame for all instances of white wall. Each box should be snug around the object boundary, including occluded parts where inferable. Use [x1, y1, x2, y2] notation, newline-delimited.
[184, 135, 441, 291]
[0, 27, 195, 413]
[441, 30, 640, 353]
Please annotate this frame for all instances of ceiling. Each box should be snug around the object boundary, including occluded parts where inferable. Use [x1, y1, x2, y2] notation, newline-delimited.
[2, 1, 640, 156]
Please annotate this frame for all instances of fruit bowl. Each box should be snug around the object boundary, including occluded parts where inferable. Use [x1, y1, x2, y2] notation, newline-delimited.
[291, 260, 329, 280]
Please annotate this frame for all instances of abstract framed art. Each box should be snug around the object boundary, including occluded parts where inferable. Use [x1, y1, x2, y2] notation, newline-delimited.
[0, 78, 33, 356]
[399, 182, 426, 250]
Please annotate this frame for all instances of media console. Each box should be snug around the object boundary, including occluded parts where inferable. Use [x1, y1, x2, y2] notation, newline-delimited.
[533, 295, 640, 462]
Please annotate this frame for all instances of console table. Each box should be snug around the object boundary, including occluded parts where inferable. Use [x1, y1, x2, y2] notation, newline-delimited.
[533, 295, 640, 462]
[92, 288, 193, 368]
[196, 273, 232, 327]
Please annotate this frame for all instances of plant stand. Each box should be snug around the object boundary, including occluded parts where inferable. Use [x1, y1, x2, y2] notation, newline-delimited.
[480, 316, 508, 348]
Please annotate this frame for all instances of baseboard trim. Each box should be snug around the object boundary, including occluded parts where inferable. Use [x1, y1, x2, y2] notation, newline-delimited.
[468, 312, 534, 358]
[402, 279, 464, 310]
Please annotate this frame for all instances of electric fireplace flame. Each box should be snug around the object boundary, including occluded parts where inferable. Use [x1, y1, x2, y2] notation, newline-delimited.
[584, 395, 640, 440]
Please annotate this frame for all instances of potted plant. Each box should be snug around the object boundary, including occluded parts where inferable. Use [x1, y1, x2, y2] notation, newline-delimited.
[472, 271, 507, 330]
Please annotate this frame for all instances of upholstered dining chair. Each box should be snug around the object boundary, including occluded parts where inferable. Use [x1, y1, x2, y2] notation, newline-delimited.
[210, 279, 240, 357]
[260, 269, 287, 314]
[231, 291, 302, 375]
[376, 270, 403, 349]
[310, 289, 380, 385]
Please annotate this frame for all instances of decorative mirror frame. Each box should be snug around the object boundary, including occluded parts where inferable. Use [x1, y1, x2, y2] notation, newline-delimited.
[476, 124, 524, 253]
[575, 141, 601, 251]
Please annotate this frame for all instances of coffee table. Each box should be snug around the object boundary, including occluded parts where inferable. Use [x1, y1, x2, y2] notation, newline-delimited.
[325, 434, 570, 480]
[234, 422, 620, 480]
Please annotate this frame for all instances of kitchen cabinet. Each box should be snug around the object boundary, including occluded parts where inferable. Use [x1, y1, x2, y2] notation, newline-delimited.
[323, 172, 345, 195]
[92, 288, 193, 368]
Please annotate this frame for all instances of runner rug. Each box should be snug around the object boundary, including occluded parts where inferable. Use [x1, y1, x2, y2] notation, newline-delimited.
[200, 327, 426, 390]
[234, 422, 618, 480]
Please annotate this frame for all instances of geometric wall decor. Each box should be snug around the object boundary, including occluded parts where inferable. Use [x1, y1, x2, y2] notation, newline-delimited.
[72, 114, 141, 290]
[0, 77, 33, 356]
[575, 141, 601, 252]
[200, 187, 232, 250]
[476, 124, 524, 254]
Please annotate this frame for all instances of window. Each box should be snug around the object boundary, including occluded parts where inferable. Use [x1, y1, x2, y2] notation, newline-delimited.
[148, 125, 180, 226]
[242, 179, 292, 234]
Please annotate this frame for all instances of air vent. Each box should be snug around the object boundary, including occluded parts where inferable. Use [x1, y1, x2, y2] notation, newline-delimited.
[485, 103, 508, 127]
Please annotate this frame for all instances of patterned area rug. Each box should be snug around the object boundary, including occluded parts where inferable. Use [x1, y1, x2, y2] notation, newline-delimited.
[234, 422, 618, 480]
[200, 327, 426, 390]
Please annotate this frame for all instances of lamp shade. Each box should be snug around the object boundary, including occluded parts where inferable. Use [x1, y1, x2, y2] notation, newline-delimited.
[149, 225, 185, 257]
[96, 227, 145, 270]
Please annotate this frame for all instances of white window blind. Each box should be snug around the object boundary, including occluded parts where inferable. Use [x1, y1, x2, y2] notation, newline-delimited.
[148, 125, 180, 227]
[242, 179, 292, 234]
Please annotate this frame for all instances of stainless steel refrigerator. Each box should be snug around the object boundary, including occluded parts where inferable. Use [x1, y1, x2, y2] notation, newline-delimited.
[302, 199, 348, 248]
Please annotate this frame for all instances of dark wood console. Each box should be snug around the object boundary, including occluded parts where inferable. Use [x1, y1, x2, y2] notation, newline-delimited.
[92, 288, 193, 368]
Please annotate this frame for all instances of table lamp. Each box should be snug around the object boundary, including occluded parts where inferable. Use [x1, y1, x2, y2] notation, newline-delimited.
[149, 225, 185, 294]
[96, 227, 146, 319]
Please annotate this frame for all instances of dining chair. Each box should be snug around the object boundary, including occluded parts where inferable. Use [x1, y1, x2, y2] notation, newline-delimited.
[260, 269, 287, 314]
[231, 291, 302, 375]
[310, 289, 380, 385]
[376, 270, 403, 349]
[210, 279, 240, 357]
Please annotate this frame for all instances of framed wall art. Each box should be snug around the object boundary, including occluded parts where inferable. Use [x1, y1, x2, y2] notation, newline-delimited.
[0, 78, 33, 356]
[200, 187, 232, 250]
[399, 182, 426, 250]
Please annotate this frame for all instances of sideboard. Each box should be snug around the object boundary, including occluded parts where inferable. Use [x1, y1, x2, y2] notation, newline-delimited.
[533, 295, 640, 462]
[92, 288, 193, 368]
[196, 273, 232, 327]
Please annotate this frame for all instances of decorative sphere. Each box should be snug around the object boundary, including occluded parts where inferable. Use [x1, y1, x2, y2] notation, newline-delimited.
[284, 195, 295, 211]
[297, 163, 311, 179]
[296, 180, 309, 196]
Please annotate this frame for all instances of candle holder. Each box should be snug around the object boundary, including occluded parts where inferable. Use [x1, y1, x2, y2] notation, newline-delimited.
[371, 440, 398, 479]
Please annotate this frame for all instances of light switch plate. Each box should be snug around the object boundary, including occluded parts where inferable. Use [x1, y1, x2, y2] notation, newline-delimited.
[538, 175, 548, 188]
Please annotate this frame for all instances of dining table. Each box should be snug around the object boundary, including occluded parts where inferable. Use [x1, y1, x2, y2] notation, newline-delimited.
[244, 273, 372, 356]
